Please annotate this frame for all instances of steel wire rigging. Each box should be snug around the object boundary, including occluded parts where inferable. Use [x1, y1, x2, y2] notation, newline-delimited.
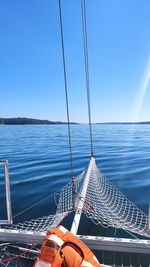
[0, 2, 150, 266]
[58, 0, 74, 178]
[81, 0, 94, 157]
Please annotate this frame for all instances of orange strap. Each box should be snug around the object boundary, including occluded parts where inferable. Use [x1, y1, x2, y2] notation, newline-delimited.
[34, 226, 101, 267]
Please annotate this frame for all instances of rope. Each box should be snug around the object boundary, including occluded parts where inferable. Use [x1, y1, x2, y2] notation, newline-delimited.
[81, 0, 94, 157]
[58, 0, 74, 178]
[0, 242, 41, 264]
[0, 209, 72, 265]
[12, 181, 74, 219]
[12, 190, 57, 219]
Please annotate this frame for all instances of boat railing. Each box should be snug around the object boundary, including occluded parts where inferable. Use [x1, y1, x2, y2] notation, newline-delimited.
[0, 160, 12, 225]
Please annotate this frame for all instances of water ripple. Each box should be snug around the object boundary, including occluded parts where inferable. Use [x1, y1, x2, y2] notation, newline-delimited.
[0, 124, 150, 220]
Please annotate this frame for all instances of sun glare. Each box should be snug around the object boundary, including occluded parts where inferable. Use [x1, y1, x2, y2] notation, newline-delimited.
[133, 58, 150, 122]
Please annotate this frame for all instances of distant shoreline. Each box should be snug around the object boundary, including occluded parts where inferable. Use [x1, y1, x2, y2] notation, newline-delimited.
[95, 121, 150, 125]
[0, 118, 78, 125]
[0, 117, 150, 125]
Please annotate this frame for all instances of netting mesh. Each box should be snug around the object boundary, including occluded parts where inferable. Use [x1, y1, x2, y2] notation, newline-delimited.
[0, 157, 149, 241]
[56, 172, 84, 214]
[0, 243, 36, 267]
[2, 212, 68, 233]
[0, 178, 77, 234]
[0, 157, 150, 266]
[77, 157, 150, 238]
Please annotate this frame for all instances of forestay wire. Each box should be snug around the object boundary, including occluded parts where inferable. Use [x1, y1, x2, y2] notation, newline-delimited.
[81, 0, 94, 157]
[3, 0, 148, 242]
[58, 0, 74, 178]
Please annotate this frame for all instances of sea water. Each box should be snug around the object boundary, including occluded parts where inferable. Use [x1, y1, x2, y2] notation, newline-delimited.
[0, 124, 150, 224]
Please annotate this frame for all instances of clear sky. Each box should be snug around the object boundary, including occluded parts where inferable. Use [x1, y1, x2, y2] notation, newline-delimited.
[0, 0, 150, 123]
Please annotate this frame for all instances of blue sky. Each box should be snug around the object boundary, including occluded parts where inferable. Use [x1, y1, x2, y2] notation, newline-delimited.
[0, 0, 150, 123]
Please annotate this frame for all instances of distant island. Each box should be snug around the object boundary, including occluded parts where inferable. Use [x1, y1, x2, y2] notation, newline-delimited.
[0, 118, 78, 125]
[0, 117, 150, 125]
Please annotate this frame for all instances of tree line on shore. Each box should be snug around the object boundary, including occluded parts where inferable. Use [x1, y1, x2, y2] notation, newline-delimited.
[0, 118, 70, 125]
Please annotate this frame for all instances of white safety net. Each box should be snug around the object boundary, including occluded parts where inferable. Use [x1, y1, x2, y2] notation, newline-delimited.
[76, 157, 150, 238]
[0, 157, 150, 266]
[0, 243, 36, 267]
[0, 157, 149, 245]
[2, 212, 68, 232]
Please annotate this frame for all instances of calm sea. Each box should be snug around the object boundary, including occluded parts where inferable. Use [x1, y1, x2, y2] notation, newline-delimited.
[0, 124, 150, 227]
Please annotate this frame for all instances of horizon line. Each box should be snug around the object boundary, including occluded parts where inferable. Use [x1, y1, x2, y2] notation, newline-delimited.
[0, 117, 150, 125]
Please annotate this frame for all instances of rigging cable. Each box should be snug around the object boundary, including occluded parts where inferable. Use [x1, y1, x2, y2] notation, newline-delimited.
[58, 0, 74, 178]
[81, 0, 94, 157]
